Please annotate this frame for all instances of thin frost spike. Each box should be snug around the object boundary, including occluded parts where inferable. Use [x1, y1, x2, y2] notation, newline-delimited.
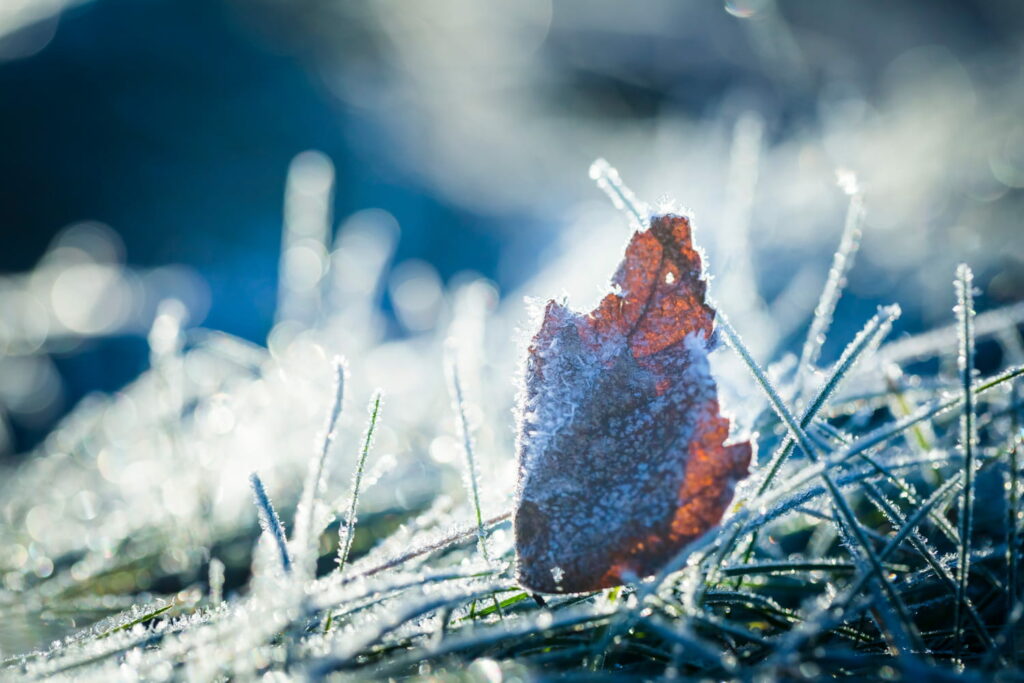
[249, 472, 292, 574]
[294, 357, 347, 576]
[337, 390, 383, 574]
[323, 358, 347, 449]
[589, 158, 651, 230]
[798, 191, 865, 380]
[954, 262, 978, 656]
[446, 355, 490, 562]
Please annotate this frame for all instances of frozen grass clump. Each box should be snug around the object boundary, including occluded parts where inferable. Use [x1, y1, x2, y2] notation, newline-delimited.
[1, 153, 1024, 681]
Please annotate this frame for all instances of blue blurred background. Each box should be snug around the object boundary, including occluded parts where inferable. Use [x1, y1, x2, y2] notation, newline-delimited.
[1, 0, 1022, 453]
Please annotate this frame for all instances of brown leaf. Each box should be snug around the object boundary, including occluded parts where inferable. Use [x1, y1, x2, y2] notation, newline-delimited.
[514, 214, 751, 593]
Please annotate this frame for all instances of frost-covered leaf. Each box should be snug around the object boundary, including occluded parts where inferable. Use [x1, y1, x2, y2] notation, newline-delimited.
[514, 213, 752, 593]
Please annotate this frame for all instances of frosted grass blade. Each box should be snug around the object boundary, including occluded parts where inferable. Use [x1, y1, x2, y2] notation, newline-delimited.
[337, 391, 383, 575]
[250, 472, 292, 575]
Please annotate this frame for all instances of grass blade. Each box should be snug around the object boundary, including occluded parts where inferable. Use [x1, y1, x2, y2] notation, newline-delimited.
[878, 299, 1024, 367]
[249, 472, 292, 575]
[295, 357, 346, 575]
[767, 364, 1024, 507]
[721, 305, 899, 589]
[1009, 432, 1021, 630]
[337, 390, 383, 575]
[589, 158, 650, 230]
[717, 308, 926, 655]
[756, 305, 899, 498]
[447, 357, 490, 562]
[797, 191, 865, 381]
[954, 264, 978, 661]
[844, 473, 963, 599]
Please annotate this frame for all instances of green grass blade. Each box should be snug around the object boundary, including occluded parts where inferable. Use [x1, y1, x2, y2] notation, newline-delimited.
[447, 357, 490, 562]
[337, 390, 383, 575]
[97, 602, 175, 639]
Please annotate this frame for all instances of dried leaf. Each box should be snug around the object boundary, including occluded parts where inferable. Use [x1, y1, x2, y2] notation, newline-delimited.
[515, 214, 751, 593]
